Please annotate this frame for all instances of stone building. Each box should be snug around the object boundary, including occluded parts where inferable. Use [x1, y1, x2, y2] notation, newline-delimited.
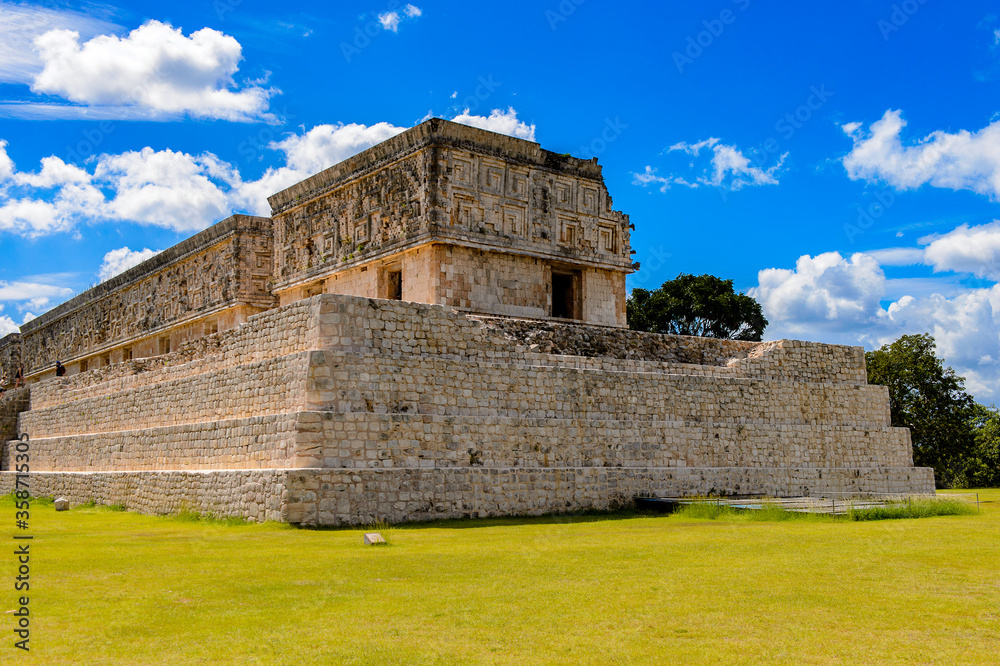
[14, 119, 635, 384]
[18, 215, 274, 382]
[0, 119, 935, 523]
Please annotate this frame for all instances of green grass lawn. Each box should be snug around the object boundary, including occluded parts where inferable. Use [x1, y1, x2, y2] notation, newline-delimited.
[1, 490, 997, 665]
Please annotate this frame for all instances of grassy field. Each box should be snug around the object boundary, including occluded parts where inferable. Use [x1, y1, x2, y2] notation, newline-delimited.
[1, 490, 997, 665]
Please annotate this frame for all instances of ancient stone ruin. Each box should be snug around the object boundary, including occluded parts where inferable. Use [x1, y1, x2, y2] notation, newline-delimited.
[0, 119, 934, 524]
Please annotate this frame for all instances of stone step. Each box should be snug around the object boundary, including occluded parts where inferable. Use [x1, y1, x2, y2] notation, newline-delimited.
[9, 412, 913, 473]
[3, 414, 299, 472]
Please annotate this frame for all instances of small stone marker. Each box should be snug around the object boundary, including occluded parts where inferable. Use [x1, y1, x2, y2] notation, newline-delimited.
[363, 532, 387, 546]
[54, 497, 69, 511]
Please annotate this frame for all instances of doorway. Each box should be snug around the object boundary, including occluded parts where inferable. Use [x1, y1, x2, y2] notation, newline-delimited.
[551, 270, 580, 320]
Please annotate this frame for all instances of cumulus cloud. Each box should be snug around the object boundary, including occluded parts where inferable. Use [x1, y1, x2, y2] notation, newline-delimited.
[27, 20, 275, 122]
[275, 122, 408, 173]
[0, 315, 17, 336]
[98, 247, 161, 282]
[0, 109, 534, 237]
[749, 252, 886, 337]
[842, 110, 1000, 199]
[635, 138, 785, 193]
[920, 221, 1000, 279]
[750, 247, 1000, 404]
[96, 149, 237, 232]
[846, 220, 1000, 279]
[880, 286, 1000, 399]
[450, 108, 536, 141]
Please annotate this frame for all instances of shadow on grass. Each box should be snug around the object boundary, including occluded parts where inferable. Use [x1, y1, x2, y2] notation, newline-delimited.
[301, 507, 655, 533]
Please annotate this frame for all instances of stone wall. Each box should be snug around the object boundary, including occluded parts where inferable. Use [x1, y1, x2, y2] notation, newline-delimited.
[0, 466, 934, 526]
[0, 388, 29, 444]
[296, 412, 912, 470]
[279, 466, 937, 526]
[26, 298, 316, 410]
[0, 471, 289, 522]
[19, 214, 274, 377]
[6, 415, 299, 472]
[19, 353, 309, 437]
[301, 351, 889, 425]
[1, 293, 934, 525]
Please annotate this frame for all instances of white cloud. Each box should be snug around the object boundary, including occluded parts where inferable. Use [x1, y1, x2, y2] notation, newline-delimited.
[0, 314, 18, 337]
[13, 156, 91, 189]
[843, 220, 1000, 279]
[450, 108, 536, 142]
[29, 20, 276, 122]
[0, 2, 119, 85]
[0, 102, 184, 122]
[920, 220, 1000, 279]
[0, 280, 74, 305]
[750, 248, 1000, 404]
[96, 148, 236, 232]
[274, 122, 408, 173]
[631, 166, 696, 193]
[376, 5, 422, 32]
[0, 140, 13, 181]
[879, 287, 1000, 401]
[378, 12, 401, 32]
[995, 28, 1000, 46]
[842, 110, 1000, 199]
[636, 138, 785, 193]
[750, 252, 886, 338]
[0, 292, 49, 334]
[98, 247, 161, 282]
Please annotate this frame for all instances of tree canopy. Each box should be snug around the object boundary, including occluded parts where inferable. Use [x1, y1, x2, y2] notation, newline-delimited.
[963, 404, 1000, 488]
[626, 274, 767, 341]
[865, 334, 978, 488]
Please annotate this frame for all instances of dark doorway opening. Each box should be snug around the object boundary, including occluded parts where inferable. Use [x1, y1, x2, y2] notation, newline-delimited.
[388, 270, 403, 300]
[552, 272, 577, 319]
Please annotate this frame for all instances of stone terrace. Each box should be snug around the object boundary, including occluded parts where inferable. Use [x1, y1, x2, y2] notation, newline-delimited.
[0, 294, 934, 525]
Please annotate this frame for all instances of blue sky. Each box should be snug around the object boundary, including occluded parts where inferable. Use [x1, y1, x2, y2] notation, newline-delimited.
[2, 1, 1000, 401]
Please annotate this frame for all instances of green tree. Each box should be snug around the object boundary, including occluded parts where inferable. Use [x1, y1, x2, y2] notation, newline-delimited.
[963, 404, 1000, 488]
[627, 274, 768, 341]
[865, 334, 977, 488]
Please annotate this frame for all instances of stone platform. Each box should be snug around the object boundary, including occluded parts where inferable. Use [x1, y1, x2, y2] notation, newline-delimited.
[0, 294, 935, 525]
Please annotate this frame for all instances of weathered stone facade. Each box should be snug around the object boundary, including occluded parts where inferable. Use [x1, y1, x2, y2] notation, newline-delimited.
[268, 119, 633, 325]
[0, 119, 935, 522]
[0, 333, 20, 388]
[19, 214, 274, 380]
